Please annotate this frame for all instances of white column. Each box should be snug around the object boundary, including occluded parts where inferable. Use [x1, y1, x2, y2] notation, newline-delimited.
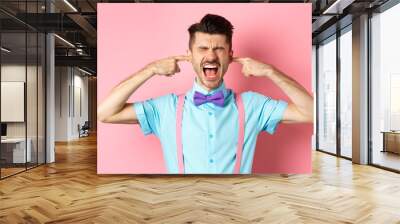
[46, 1, 55, 163]
[46, 33, 55, 163]
[352, 14, 369, 164]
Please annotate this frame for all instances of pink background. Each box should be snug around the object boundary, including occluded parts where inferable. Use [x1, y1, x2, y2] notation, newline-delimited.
[97, 3, 313, 174]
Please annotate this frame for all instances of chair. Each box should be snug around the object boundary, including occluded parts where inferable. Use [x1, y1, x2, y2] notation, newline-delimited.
[79, 121, 90, 138]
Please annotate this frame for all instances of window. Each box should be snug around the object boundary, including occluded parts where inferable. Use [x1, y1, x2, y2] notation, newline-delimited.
[371, 2, 400, 171]
[339, 27, 352, 158]
[317, 35, 337, 154]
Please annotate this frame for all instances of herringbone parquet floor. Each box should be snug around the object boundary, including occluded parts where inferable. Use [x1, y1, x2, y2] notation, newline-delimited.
[1, 133, 400, 224]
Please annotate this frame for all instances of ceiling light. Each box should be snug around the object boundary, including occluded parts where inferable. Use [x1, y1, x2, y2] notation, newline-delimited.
[1, 47, 11, 53]
[54, 34, 75, 48]
[323, 0, 355, 15]
[63, 0, 78, 12]
[78, 67, 93, 76]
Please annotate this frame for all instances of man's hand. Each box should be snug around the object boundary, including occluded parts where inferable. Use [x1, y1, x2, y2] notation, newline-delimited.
[232, 56, 314, 123]
[232, 57, 275, 77]
[98, 54, 191, 124]
[145, 55, 191, 77]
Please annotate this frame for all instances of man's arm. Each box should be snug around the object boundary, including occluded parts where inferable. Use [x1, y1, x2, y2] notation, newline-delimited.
[97, 55, 190, 124]
[233, 57, 314, 123]
[268, 70, 313, 124]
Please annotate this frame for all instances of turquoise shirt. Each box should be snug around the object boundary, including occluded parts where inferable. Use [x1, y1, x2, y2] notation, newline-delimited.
[134, 80, 288, 174]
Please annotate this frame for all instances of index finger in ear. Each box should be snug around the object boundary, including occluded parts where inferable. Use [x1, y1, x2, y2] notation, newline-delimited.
[232, 57, 245, 63]
[174, 55, 191, 62]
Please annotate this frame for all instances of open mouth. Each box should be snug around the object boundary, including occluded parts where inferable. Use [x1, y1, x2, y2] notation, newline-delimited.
[202, 64, 219, 81]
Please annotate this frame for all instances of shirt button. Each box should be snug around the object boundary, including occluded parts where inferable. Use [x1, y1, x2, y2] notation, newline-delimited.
[209, 134, 213, 138]
[209, 159, 214, 163]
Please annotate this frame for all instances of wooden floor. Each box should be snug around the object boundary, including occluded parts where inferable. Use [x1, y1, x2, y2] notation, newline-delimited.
[1, 134, 400, 224]
[373, 150, 400, 171]
[0, 167, 26, 178]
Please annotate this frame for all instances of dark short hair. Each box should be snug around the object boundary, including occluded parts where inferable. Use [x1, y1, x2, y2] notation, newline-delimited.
[188, 14, 234, 50]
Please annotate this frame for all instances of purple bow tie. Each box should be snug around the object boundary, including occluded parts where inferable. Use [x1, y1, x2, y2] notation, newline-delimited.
[193, 90, 225, 107]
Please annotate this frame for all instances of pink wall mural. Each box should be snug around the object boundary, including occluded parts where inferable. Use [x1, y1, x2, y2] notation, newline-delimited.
[97, 3, 313, 174]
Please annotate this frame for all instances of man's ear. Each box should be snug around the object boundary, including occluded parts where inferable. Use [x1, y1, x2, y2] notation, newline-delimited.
[229, 50, 234, 62]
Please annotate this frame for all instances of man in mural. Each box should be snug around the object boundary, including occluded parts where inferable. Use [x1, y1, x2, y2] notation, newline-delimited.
[98, 14, 313, 174]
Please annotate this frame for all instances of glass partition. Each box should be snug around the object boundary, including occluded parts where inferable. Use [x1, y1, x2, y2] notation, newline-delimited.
[1, 31, 28, 177]
[0, 1, 46, 179]
[317, 35, 337, 154]
[339, 27, 352, 158]
[371, 3, 400, 171]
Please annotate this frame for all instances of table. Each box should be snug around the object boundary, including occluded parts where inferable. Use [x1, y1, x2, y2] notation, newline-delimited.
[1, 138, 32, 163]
[381, 131, 400, 154]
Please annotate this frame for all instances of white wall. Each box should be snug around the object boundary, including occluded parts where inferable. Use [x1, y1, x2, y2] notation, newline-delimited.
[1, 64, 46, 164]
[72, 73, 89, 138]
[1, 66, 26, 139]
[1, 65, 40, 137]
[55, 67, 69, 141]
[55, 67, 89, 141]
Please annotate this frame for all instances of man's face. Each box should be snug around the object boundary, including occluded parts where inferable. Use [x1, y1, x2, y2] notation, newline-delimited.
[188, 32, 233, 91]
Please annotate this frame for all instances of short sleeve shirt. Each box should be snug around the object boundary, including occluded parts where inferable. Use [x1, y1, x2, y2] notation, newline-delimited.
[134, 81, 288, 174]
